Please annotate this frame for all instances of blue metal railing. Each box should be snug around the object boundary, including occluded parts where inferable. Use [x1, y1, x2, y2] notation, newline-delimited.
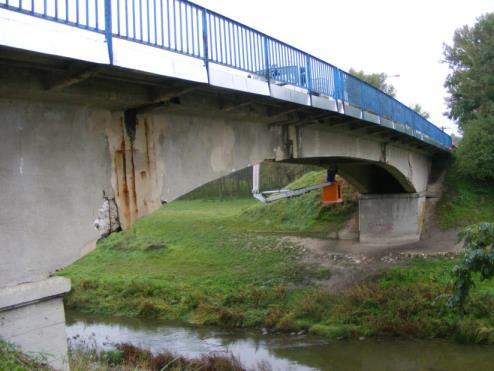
[0, 0, 452, 149]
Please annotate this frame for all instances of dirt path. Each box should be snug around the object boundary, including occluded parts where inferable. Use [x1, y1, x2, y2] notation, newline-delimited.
[285, 223, 462, 293]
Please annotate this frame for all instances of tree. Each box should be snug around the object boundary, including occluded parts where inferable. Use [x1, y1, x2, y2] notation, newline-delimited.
[348, 68, 397, 97]
[450, 223, 494, 313]
[443, 13, 494, 131]
[411, 103, 431, 119]
[455, 117, 494, 180]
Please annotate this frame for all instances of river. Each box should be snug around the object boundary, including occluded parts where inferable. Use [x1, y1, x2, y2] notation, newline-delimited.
[66, 311, 494, 371]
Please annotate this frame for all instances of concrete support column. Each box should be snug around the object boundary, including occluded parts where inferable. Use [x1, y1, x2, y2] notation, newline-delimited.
[0, 277, 71, 370]
[359, 193, 426, 245]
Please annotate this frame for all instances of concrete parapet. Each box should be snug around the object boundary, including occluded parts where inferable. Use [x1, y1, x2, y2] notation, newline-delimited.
[0, 277, 71, 370]
[359, 193, 426, 245]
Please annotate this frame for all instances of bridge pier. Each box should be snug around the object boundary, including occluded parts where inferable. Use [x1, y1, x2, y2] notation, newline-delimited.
[358, 193, 426, 245]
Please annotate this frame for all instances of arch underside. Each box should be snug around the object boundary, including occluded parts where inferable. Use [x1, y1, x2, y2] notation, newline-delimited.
[283, 157, 416, 194]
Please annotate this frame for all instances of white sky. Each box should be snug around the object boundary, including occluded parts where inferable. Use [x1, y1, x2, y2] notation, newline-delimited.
[193, 0, 493, 135]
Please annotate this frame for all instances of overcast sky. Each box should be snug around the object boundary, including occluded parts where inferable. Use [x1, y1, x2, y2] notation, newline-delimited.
[193, 0, 492, 135]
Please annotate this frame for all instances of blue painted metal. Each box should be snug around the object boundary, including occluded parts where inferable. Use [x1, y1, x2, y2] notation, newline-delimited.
[0, 0, 452, 149]
[104, 0, 113, 64]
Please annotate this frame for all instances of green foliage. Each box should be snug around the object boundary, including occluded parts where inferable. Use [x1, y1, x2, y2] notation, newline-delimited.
[443, 13, 494, 129]
[436, 163, 494, 229]
[0, 340, 50, 371]
[348, 68, 397, 97]
[450, 223, 494, 312]
[455, 117, 494, 181]
[101, 349, 124, 365]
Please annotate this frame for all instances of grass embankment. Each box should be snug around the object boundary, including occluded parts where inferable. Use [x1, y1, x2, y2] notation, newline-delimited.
[61, 171, 354, 330]
[0, 341, 50, 371]
[437, 164, 494, 229]
[70, 343, 244, 371]
[0, 339, 244, 371]
[61, 168, 494, 343]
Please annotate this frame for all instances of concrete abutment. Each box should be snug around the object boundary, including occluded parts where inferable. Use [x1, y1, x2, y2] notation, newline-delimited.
[358, 193, 426, 245]
[0, 278, 71, 370]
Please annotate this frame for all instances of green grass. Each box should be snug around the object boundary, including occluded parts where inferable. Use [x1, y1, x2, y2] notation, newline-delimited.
[0, 340, 51, 371]
[242, 171, 357, 232]
[60, 193, 346, 329]
[60, 168, 494, 343]
[437, 164, 494, 229]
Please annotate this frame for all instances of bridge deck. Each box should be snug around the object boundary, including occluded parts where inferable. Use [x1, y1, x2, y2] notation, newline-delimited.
[0, 0, 451, 150]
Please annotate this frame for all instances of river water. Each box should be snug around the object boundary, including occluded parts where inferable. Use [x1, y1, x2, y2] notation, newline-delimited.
[66, 311, 494, 371]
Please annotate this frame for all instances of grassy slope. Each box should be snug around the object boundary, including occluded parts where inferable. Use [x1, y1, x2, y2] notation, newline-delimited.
[61, 168, 494, 343]
[0, 341, 50, 371]
[61, 172, 354, 329]
[437, 164, 494, 229]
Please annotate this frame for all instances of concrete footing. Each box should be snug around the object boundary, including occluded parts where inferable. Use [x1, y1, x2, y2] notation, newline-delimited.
[359, 193, 426, 245]
[0, 277, 71, 370]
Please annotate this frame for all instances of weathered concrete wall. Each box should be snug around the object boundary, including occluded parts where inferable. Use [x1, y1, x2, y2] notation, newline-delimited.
[0, 99, 113, 286]
[0, 277, 70, 370]
[296, 126, 432, 194]
[359, 194, 426, 245]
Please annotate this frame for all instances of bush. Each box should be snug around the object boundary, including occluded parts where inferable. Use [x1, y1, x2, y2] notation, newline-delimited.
[456, 118, 494, 181]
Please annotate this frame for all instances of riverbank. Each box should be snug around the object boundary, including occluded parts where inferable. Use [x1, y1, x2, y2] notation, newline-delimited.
[59, 169, 494, 344]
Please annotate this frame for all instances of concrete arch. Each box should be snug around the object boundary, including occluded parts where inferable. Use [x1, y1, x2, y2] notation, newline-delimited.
[284, 157, 416, 194]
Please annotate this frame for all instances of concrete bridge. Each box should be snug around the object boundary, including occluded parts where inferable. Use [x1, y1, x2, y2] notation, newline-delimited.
[0, 1, 451, 368]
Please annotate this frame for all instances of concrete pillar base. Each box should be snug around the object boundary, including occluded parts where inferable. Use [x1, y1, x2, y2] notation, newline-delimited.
[359, 193, 426, 245]
[0, 277, 71, 370]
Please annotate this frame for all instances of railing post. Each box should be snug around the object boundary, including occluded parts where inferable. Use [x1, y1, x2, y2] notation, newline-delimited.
[263, 36, 270, 82]
[202, 9, 209, 74]
[104, 0, 113, 64]
[305, 54, 312, 92]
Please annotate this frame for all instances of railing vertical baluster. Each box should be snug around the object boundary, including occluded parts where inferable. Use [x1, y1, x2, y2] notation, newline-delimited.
[191, 6, 195, 55]
[139, 0, 142, 40]
[86, 0, 89, 27]
[104, 0, 113, 64]
[202, 8, 208, 72]
[31, 0, 34, 13]
[95, 0, 99, 30]
[76, 0, 79, 24]
[125, 0, 129, 37]
[172, 0, 176, 49]
[228, 21, 233, 65]
[306, 55, 312, 92]
[160, 0, 164, 46]
[263, 36, 269, 80]
[147, 0, 150, 42]
[214, 16, 219, 62]
[221, 18, 226, 63]
[184, 4, 189, 54]
[65, 0, 68, 22]
[44, 0, 47, 16]
[153, 0, 157, 44]
[117, 0, 120, 34]
[166, 0, 170, 48]
[195, 7, 200, 56]
[132, 0, 136, 38]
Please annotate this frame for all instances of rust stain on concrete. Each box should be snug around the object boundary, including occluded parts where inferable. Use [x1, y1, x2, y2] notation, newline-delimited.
[107, 114, 163, 230]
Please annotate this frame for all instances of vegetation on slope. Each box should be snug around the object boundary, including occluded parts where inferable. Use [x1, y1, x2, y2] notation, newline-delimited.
[243, 171, 357, 232]
[437, 164, 494, 229]
[60, 196, 341, 330]
[0, 340, 51, 371]
[60, 167, 494, 344]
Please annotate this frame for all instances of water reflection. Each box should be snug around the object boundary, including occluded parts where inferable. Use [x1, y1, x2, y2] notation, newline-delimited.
[66, 311, 494, 371]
